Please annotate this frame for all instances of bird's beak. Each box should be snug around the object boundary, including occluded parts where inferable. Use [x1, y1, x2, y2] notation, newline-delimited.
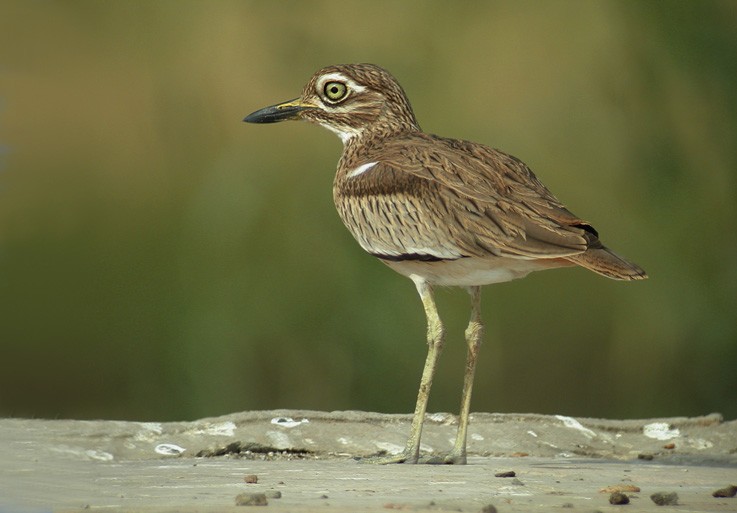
[243, 98, 316, 124]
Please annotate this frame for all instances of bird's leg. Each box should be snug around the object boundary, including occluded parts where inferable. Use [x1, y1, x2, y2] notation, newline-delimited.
[445, 286, 484, 464]
[366, 277, 445, 464]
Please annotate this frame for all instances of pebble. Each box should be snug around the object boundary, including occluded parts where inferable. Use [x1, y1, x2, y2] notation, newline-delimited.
[609, 492, 630, 505]
[650, 491, 679, 506]
[235, 492, 268, 506]
[494, 470, 516, 478]
[712, 485, 737, 498]
[600, 484, 640, 493]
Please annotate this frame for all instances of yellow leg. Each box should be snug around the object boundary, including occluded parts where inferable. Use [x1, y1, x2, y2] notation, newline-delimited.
[445, 286, 484, 464]
[366, 277, 444, 464]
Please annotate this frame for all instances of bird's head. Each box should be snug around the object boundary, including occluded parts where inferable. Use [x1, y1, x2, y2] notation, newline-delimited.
[244, 63, 420, 143]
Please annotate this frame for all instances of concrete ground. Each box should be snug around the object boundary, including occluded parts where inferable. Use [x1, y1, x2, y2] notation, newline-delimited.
[1, 410, 736, 512]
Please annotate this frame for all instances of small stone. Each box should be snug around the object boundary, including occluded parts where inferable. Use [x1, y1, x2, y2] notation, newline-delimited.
[494, 470, 516, 478]
[235, 492, 268, 506]
[650, 491, 679, 506]
[609, 492, 630, 505]
[510, 478, 524, 486]
[712, 485, 737, 498]
[663, 442, 675, 449]
[244, 474, 258, 484]
[600, 485, 641, 493]
[561, 503, 574, 508]
[265, 490, 282, 499]
[638, 453, 654, 461]
[480, 505, 497, 513]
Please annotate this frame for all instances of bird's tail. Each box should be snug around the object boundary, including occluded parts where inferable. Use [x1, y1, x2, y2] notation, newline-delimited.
[567, 246, 648, 281]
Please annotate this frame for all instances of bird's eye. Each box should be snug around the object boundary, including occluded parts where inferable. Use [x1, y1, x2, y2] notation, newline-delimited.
[323, 81, 348, 102]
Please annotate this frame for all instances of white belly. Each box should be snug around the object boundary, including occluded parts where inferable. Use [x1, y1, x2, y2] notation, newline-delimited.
[383, 255, 572, 286]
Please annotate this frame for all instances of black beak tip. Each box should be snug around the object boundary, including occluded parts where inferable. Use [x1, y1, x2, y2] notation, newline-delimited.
[243, 101, 308, 124]
[243, 108, 275, 123]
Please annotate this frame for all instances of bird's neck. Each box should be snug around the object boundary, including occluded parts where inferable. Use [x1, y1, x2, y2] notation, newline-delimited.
[341, 121, 420, 156]
[333, 125, 418, 188]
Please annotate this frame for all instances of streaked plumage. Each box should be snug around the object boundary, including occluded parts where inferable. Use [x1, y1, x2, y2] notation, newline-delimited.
[245, 63, 647, 464]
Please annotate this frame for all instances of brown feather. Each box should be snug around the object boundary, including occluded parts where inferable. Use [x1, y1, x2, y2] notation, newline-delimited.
[260, 63, 647, 284]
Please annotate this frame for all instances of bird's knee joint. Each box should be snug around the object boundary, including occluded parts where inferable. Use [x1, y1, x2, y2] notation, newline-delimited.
[464, 321, 484, 348]
[427, 322, 445, 349]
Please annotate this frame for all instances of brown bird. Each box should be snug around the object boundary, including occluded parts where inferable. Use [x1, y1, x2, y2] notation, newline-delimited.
[244, 63, 647, 464]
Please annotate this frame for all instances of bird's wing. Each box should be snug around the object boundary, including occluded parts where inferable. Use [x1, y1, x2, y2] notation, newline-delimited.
[371, 133, 599, 259]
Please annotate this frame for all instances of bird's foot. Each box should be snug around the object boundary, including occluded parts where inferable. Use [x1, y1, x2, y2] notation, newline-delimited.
[422, 451, 467, 465]
[359, 449, 419, 465]
[360, 450, 467, 465]
[442, 451, 467, 465]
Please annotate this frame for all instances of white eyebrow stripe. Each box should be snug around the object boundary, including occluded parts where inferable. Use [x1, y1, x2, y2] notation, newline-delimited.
[347, 161, 379, 178]
[317, 72, 367, 93]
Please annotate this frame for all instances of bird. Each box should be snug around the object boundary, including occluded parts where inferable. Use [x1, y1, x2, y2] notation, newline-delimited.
[244, 63, 647, 465]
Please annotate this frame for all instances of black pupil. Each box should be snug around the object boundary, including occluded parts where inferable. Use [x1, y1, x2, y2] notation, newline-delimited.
[331, 86, 339, 94]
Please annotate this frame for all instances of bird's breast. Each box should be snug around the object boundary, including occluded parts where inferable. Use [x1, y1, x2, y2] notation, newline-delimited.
[332, 179, 467, 262]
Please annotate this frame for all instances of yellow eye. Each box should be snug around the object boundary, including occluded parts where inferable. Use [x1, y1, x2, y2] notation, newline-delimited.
[324, 81, 348, 102]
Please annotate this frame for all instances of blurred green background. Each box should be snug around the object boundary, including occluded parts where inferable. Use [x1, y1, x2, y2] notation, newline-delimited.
[1, 1, 735, 422]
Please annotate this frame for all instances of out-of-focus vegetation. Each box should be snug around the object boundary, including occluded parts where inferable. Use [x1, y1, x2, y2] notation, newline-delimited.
[1, 1, 735, 422]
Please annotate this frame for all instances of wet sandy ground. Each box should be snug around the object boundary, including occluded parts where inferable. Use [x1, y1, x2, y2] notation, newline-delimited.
[1, 410, 735, 512]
